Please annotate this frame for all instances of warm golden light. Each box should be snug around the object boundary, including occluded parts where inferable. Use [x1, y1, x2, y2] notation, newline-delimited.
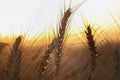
[0, 0, 120, 39]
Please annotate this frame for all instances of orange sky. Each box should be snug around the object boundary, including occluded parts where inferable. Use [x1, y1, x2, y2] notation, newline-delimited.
[0, 0, 120, 41]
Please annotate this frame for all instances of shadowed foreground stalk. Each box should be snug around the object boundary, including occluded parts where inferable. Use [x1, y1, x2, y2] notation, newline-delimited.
[5, 36, 23, 80]
[114, 46, 120, 80]
[85, 25, 98, 80]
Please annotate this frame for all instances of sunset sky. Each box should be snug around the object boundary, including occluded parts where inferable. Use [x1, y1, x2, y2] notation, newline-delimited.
[0, 0, 120, 38]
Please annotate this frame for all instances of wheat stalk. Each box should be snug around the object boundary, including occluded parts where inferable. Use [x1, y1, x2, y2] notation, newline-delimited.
[85, 25, 98, 80]
[5, 36, 22, 80]
[37, 1, 86, 79]
[37, 38, 55, 80]
[37, 6, 72, 80]
[54, 8, 72, 77]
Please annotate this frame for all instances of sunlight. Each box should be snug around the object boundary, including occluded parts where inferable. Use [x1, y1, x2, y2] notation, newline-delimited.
[0, 0, 120, 39]
[0, 0, 59, 37]
[70, 0, 120, 34]
[81, 0, 115, 20]
[80, 0, 119, 26]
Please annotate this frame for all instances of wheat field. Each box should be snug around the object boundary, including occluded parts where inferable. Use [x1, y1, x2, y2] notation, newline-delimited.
[0, 1, 120, 80]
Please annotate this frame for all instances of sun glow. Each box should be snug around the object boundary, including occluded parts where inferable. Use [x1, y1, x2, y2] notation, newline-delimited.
[69, 0, 120, 34]
[0, 0, 120, 39]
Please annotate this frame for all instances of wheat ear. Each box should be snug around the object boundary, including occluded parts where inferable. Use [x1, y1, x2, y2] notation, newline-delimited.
[54, 8, 72, 77]
[5, 36, 22, 80]
[37, 38, 55, 80]
[85, 25, 98, 80]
